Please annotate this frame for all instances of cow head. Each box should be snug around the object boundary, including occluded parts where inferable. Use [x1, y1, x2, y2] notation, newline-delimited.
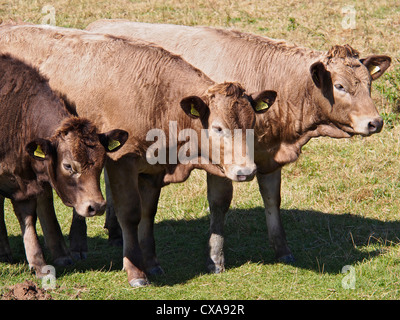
[26, 118, 128, 217]
[310, 45, 391, 137]
[181, 82, 277, 181]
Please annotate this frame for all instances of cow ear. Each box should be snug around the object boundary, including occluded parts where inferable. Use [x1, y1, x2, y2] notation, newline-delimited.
[99, 129, 129, 153]
[250, 90, 277, 114]
[180, 96, 209, 119]
[310, 61, 329, 89]
[360, 55, 391, 80]
[26, 138, 53, 161]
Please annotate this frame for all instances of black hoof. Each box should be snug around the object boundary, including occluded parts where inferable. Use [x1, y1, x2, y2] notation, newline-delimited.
[207, 263, 225, 274]
[0, 254, 13, 263]
[147, 266, 165, 276]
[53, 256, 74, 266]
[108, 238, 123, 247]
[129, 278, 150, 288]
[277, 254, 296, 264]
[71, 251, 87, 261]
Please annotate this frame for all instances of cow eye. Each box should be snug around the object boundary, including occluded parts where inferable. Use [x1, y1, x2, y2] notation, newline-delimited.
[63, 163, 73, 172]
[212, 125, 224, 134]
[334, 84, 346, 92]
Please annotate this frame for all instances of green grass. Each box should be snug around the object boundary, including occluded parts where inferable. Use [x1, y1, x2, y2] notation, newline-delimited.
[1, 0, 400, 300]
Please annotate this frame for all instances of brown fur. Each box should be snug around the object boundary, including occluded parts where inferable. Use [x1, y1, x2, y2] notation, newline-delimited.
[326, 44, 360, 60]
[206, 81, 245, 97]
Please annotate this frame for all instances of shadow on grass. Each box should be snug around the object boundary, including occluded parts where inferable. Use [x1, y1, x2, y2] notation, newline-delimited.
[3, 207, 400, 286]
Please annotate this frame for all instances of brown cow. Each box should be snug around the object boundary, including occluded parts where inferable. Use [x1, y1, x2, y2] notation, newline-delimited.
[0, 54, 128, 277]
[0, 24, 277, 286]
[86, 20, 391, 273]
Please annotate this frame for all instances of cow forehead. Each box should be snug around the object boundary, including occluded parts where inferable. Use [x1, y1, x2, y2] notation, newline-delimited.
[209, 94, 255, 128]
[57, 131, 105, 166]
[328, 58, 370, 85]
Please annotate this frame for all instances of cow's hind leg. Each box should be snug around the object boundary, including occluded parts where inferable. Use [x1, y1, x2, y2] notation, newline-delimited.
[257, 169, 294, 263]
[206, 173, 233, 273]
[36, 183, 73, 266]
[12, 198, 47, 278]
[104, 168, 122, 247]
[0, 195, 12, 263]
[138, 173, 163, 276]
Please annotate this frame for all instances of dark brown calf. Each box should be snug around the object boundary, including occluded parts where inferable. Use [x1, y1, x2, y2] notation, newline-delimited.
[0, 54, 127, 276]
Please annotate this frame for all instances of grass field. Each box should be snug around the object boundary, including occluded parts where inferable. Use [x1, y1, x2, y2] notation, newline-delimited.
[0, 0, 400, 300]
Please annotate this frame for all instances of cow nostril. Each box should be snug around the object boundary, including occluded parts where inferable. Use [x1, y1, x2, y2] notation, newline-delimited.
[88, 205, 96, 214]
[368, 121, 376, 132]
[87, 201, 106, 216]
[368, 118, 383, 134]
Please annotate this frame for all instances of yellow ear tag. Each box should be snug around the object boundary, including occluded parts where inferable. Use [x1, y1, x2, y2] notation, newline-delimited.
[108, 139, 121, 151]
[368, 65, 381, 75]
[34, 145, 46, 158]
[190, 103, 200, 117]
[255, 100, 270, 112]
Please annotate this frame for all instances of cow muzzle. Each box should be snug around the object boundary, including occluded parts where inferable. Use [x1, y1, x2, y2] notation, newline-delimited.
[225, 164, 257, 182]
[367, 117, 384, 134]
[351, 115, 383, 136]
[75, 199, 107, 217]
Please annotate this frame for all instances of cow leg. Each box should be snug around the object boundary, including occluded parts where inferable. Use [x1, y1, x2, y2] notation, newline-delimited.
[69, 209, 88, 260]
[0, 195, 12, 263]
[12, 198, 47, 278]
[106, 157, 148, 287]
[36, 183, 73, 266]
[256, 169, 294, 263]
[206, 173, 233, 273]
[104, 168, 122, 246]
[138, 173, 163, 276]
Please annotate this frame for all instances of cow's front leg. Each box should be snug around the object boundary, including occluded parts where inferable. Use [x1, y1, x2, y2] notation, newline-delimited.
[0, 195, 12, 263]
[106, 158, 148, 287]
[69, 209, 88, 260]
[206, 173, 233, 273]
[36, 183, 73, 266]
[257, 169, 294, 263]
[138, 173, 163, 276]
[12, 198, 47, 278]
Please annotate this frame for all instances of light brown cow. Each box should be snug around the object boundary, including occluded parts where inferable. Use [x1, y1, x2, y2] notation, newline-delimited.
[86, 20, 391, 273]
[0, 54, 127, 277]
[0, 24, 277, 286]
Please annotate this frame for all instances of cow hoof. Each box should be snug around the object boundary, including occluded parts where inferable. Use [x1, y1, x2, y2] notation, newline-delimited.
[277, 254, 296, 264]
[0, 254, 13, 263]
[129, 278, 150, 288]
[108, 238, 123, 247]
[147, 266, 165, 276]
[53, 256, 74, 267]
[71, 251, 87, 261]
[207, 264, 225, 274]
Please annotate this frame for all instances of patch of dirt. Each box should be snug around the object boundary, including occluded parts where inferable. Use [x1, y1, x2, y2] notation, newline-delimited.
[1, 280, 52, 300]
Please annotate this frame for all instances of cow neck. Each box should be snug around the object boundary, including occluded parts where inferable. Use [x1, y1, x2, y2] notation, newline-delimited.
[254, 53, 329, 166]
